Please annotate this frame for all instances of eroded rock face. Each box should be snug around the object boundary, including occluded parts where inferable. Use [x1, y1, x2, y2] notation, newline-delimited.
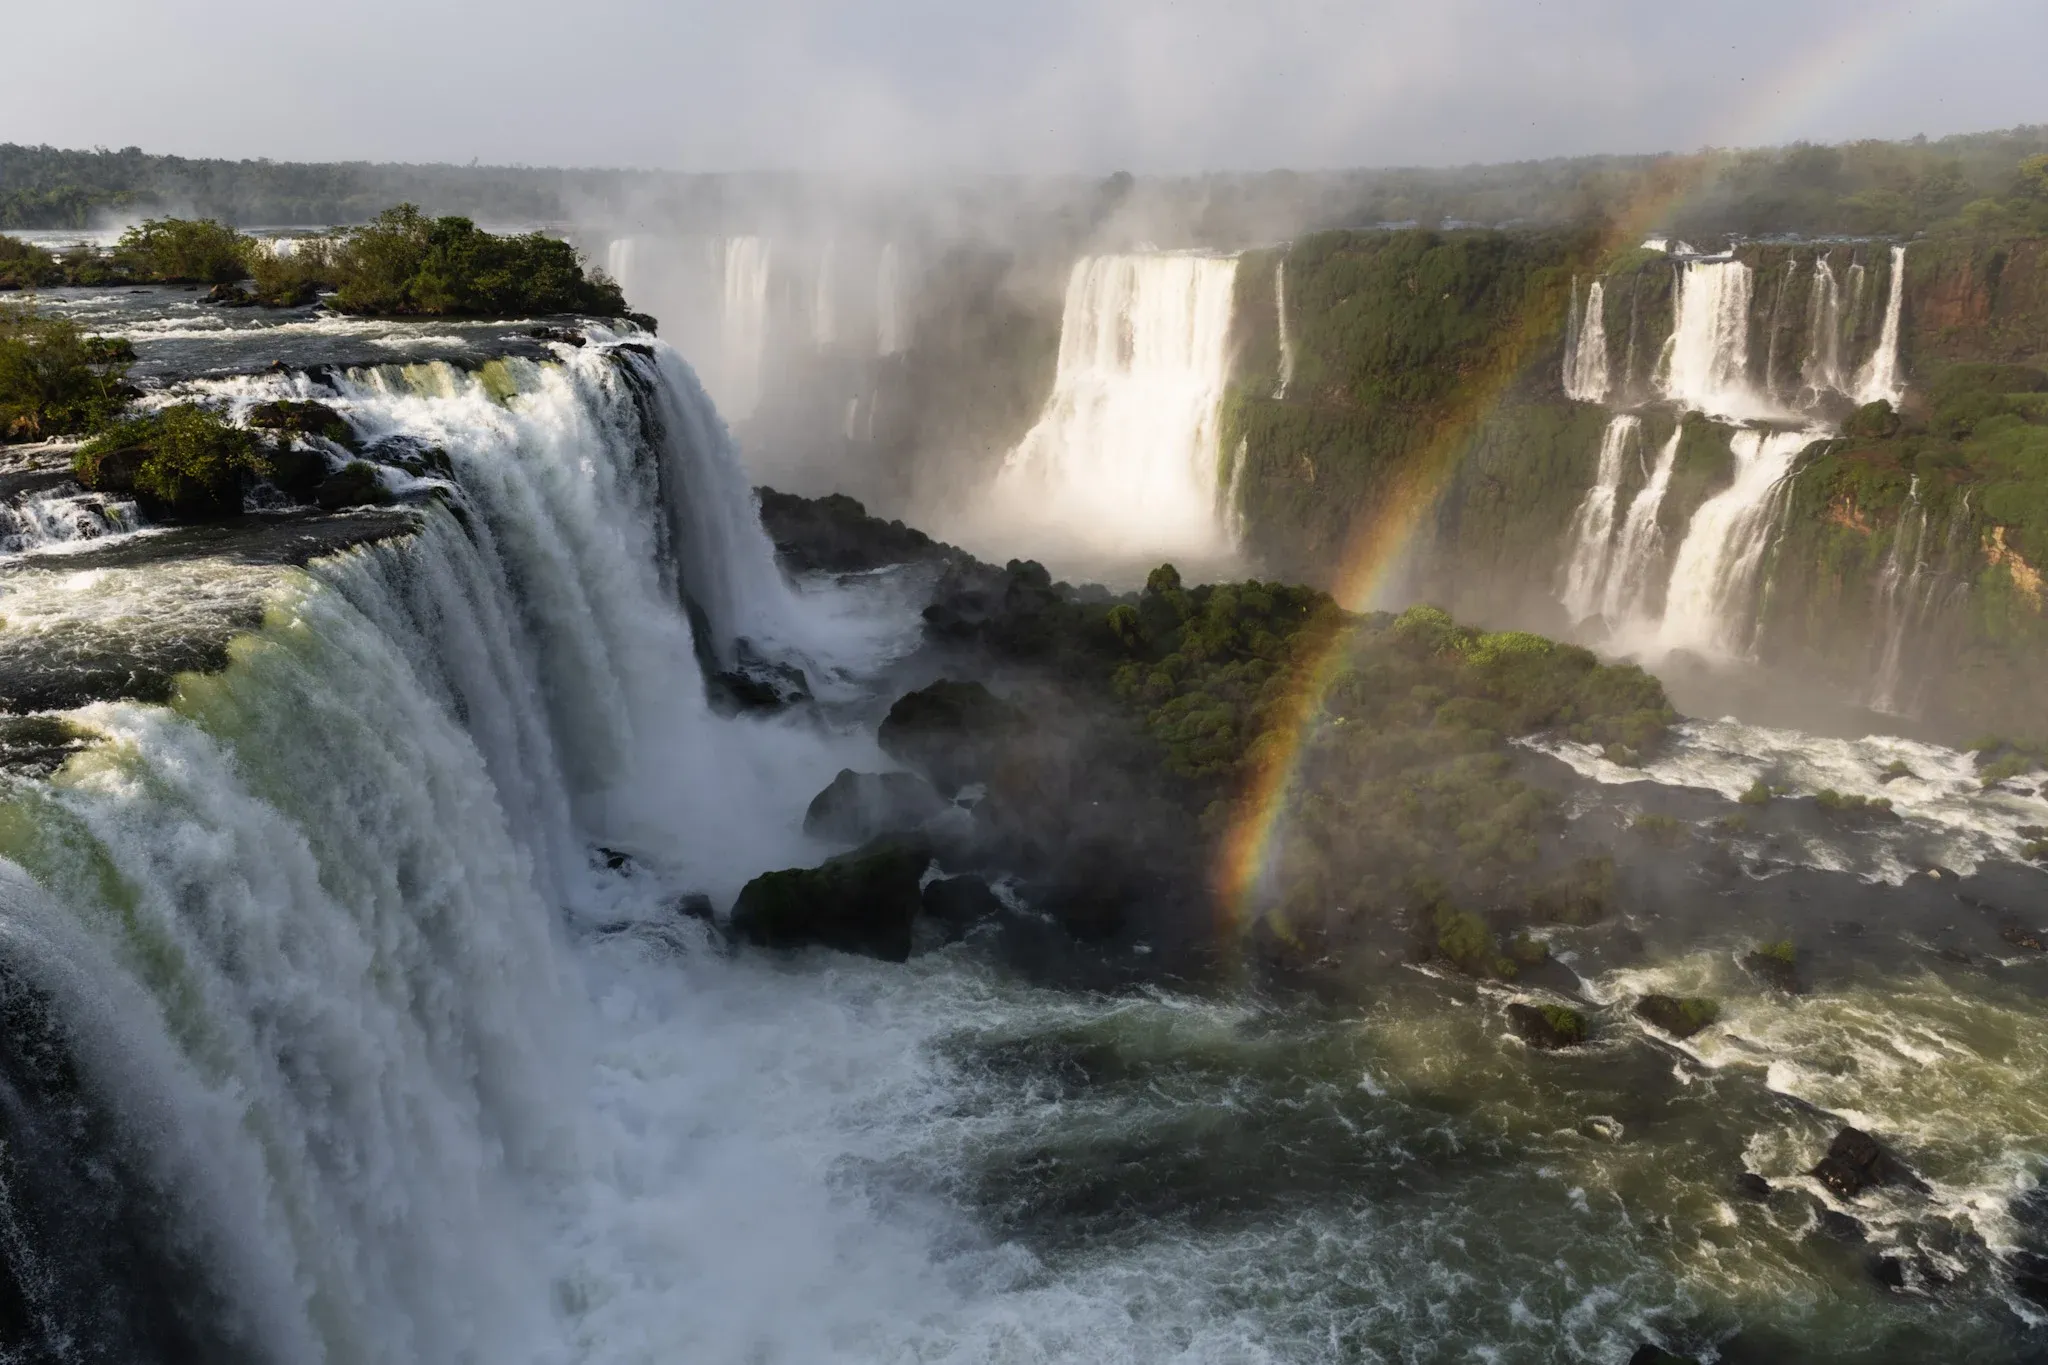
[728, 836, 933, 962]
[1810, 1127, 1930, 1200]
[803, 769, 948, 844]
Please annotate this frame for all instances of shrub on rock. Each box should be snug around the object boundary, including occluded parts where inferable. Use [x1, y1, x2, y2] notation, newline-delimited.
[728, 836, 932, 962]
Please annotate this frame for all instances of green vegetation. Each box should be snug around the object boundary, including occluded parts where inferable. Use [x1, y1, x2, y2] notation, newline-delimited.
[1969, 738, 2048, 787]
[0, 305, 133, 439]
[0, 235, 61, 290]
[1630, 812, 1688, 846]
[1739, 780, 1773, 806]
[113, 218, 246, 284]
[1755, 940, 1797, 966]
[1813, 789, 1895, 818]
[318, 205, 630, 318]
[1634, 994, 1720, 1039]
[74, 404, 268, 517]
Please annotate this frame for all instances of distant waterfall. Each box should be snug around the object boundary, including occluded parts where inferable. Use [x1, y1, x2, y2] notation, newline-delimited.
[1563, 278, 1611, 402]
[1273, 260, 1295, 400]
[1660, 259, 1778, 421]
[1867, 479, 1969, 715]
[1854, 245, 1908, 408]
[1802, 256, 1846, 397]
[812, 241, 837, 349]
[1653, 429, 1813, 658]
[720, 236, 772, 421]
[1558, 415, 1640, 619]
[876, 244, 906, 355]
[1597, 427, 1683, 625]
[989, 253, 1242, 564]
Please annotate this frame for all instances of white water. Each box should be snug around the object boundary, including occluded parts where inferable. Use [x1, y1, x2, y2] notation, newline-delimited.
[1801, 256, 1846, 398]
[811, 240, 837, 349]
[0, 488, 142, 555]
[876, 243, 906, 355]
[1272, 258, 1295, 399]
[1854, 244, 1909, 408]
[981, 253, 1243, 569]
[1558, 414, 1640, 619]
[1597, 427, 1683, 625]
[1649, 428, 1816, 659]
[720, 237, 772, 422]
[1659, 260, 1782, 422]
[1563, 278, 1611, 403]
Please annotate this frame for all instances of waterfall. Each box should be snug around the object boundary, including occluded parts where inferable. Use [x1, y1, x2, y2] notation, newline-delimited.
[1563, 278, 1610, 403]
[1598, 427, 1683, 625]
[1272, 259, 1295, 400]
[987, 253, 1242, 565]
[1660, 259, 1779, 421]
[0, 337, 879, 1360]
[720, 237, 772, 421]
[812, 241, 837, 349]
[1867, 478, 1969, 715]
[1, 488, 140, 555]
[1558, 415, 1640, 619]
[1802, 255, 1846, 398]
[1854, 244, 1908, 408]
[1762, 257, 1796, 402]
[1653, 428, 1814, 658]
[876, 243, 906, 355]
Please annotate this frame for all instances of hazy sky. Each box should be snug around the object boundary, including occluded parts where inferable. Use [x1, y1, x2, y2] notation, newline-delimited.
[4, 0, 2040, 171]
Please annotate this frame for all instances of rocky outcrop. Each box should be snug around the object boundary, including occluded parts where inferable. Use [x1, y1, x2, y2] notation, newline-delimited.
[727, 836, 934, 962]
[1809, 1127, 1930, 1200]
[1507, 1002, 1588, 1050]
[1633, 994, 1720, 1039]
[802, 769, 947, 844]
[754, 487, 954, 574]
[877, 678, 1024, 794]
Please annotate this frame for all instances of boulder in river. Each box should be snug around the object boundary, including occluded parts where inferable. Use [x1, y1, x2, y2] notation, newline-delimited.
[920, 874, 1004, 940]
[1810, 1127, 1930, 1199]
[877, 679, 1023, 793]
[1633, 994, 1721, 1039]
[728, 836, 932, 962]
[314, 460, 394, 511]
[803, 768, 948, 844]
[1507, 1002, 1589, 1050]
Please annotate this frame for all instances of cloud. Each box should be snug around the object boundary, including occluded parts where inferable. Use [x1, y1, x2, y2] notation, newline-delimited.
[2, 0, 2040, 171]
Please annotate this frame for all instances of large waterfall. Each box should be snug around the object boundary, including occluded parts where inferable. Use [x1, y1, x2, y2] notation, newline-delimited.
[0, 339, 914, 1360]
[1562, 278, 1611, 403]
[1651, 428, 1812, 658]
[1557, 415, 1640, 619]
[1272, 259, 1295, 400]
[1854, 244, 1909, 408]
[1658, 259, 1780, 422]
[983, 253, 1243, 570]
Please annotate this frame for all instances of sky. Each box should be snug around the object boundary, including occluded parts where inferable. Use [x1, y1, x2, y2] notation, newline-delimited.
[4, 0, 2043, 172]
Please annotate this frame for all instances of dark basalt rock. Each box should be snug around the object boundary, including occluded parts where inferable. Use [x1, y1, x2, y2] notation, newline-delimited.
[1507, 1002, 1589, 1050]
[1628, 1348, 1698, 1365]
[202, 282, 257, 307]
[877, 678, 1024, 794]
[728, 836, 933, 962]
[247, 400, 358, 450]
[1814, 1204, 1867, 1243]
[2000, 924, 2044, 952]
[754, 487, 951, 575]
[529, 326, 586, 346]
[314, 461, 394, 511]
[1741, 943, 1802, 993]
[670, 893, 715, 924]
[709, 654, 812, 714]
[803, 768, 947, 844]
[263, 442, 330, 500]
[921, 874, 1004, 940]
[1735, 1171, 1772, 1201]
[1810, 1127, 1930, 1200]
[1633, 993, 1720, 1039]
[1870, 1254, 1907, 1291]
[2011, 1250, 2048, 1308]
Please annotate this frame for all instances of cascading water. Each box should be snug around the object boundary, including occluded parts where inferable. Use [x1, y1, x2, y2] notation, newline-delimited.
[1558, 414, 1640, 619]
[719, 237, 772, 422]
[875, 243, 905, 356]
[1597, 427, 1683, 626]
[1272, 259, 1294, 400]
[1562, 278, 1610, 402]
[811, 241, 837, 349]
[1660, 259, 1779, 422]
[1854, 244, 1909, 408]
[1867, 481, 1971, 716]
[1802, 255, 1846, 398]
[1, 488, 141, 555]
[1652, 428, 1814, 658]
[983, 253, 1243, 568]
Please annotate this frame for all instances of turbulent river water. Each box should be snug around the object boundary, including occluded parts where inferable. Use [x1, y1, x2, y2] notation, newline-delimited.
[0, 289, 2043, 1364]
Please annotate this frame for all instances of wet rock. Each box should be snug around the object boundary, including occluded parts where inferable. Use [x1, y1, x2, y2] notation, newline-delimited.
[877, 679, 1024, 794]
[595, 846, 633, 872]
[1507, 1002, 1589, 1050]
[1735, 1171, 1772, 1201]
[921, 875, 1004, 940]
[1810, 1127, 1930, 1200]
[709, 655, 812, 714]
[313, 461, 394, 510]
[1633, 994, 1720, 1039]
[1628, 1348, 1698, 1365]
[1815, 1206, 1867, 1243]
[669, 893, 715, 924]
[2011, 1250, 2048, 1308]
[802, 769, 947, 844]
[1741, 941, 1802, 993]
[1869, 1254, 1907, 1291]
[202, 282, 257, 307]
[263, 443, 330, 500]
[528, 326, 586, 346]
[755, 488, 951, 574]
[247, 400, 357, 449]
[1999, 924, 2044, 952]
[728, 836, 932, 962]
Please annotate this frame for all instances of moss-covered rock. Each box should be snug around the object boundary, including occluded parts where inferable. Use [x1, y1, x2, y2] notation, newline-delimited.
[728, 837, 933, 962]
[802, 769, 947, 844]
[74, 404, 265, 519]
[1743, 939, 1802, 992]
[1508, 1002, 1589, 1050]
[877, 679, 1024, 793]
[1633, 994, 1721, 1039]
[246, 399, 357, 449]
